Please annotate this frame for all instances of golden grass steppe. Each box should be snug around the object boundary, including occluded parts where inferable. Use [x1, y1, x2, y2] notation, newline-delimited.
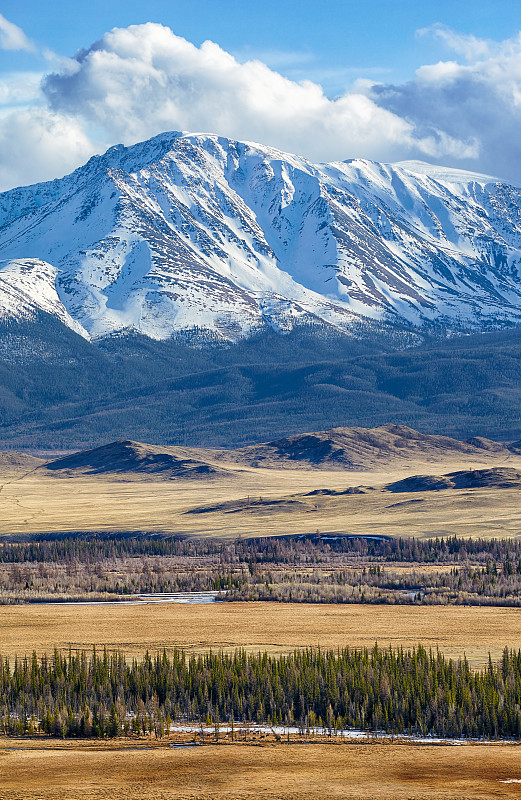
[2, 601, 521, 668]
[1, 740, 521, 800]
[2, 452, 521, 539]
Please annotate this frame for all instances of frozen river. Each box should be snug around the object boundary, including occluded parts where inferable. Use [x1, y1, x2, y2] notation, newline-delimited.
[27, 591, 224, 606]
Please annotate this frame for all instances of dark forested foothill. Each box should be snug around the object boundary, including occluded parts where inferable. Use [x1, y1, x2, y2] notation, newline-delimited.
[1, 645, 521, 741]
[5, 322, 521, 449]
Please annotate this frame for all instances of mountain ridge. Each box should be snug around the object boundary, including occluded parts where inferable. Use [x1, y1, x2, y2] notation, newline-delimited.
[1, 131, 521, 341]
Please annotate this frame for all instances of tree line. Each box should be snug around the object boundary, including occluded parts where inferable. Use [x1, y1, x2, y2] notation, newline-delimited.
[3, 534, 521, 606]
[2, 533, 521, 565]
[1, 645, 521, 740]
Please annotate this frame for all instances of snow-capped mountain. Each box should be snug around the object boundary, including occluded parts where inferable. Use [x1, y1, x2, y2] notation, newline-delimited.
[1, 131, 521, 341]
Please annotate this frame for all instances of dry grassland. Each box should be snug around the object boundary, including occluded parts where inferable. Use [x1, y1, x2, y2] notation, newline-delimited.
[2, 739, 521, 800]
[2, 452, 521, 539]
[2, 601, 521, 668]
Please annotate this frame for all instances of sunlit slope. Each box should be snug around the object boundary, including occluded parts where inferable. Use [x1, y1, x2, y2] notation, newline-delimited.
[1, 132, 521, 340]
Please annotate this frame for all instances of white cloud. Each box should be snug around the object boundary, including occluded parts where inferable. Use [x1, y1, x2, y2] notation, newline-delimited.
[0, 108, 94, 191]
[417, 23, 493, 62]
[0, 13, 34, 52]
[0, 72, 42, 106]
[2, 21, 521, 189]
[415, 60, 463, 86]
[41, 22, 465, 167]
[370, 27, 521, 181]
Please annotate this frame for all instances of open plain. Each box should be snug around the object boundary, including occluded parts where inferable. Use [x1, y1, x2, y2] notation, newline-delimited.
[2, 449, 521, 540]
[2, 739, 521, 800]
[4, 433, 521, 799]
[2, 600, 521, 668]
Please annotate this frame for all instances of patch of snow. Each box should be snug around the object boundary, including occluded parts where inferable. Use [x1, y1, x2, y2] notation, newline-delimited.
[393, 161, 500, 186]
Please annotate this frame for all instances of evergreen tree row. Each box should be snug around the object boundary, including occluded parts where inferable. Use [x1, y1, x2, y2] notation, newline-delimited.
[2, 533, 520, 566]
[1, 645, 521, 740]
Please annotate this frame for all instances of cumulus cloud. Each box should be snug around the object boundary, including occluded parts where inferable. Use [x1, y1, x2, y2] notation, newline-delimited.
[0, 108, 94, 191]
[3, 21, 521, 189]
[0, 72, 42, 106]
[0, 17, 94, 191]
[370, 28, 521, 181]
[0, 13, 34, 52]
[41, 22, 466, 166]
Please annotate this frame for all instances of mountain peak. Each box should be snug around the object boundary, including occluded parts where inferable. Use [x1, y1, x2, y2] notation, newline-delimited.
[1, 130, 521, 341]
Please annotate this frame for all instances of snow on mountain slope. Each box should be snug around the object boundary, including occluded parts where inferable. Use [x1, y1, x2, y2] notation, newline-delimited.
[0, 258, 89, 337]
[0, 131, 521, 341]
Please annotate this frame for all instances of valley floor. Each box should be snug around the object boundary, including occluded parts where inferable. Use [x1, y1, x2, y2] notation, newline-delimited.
[4, 448, 521, 797]
[2, 600, 521, 668]
[2, 451, 521, 540]
[2, 738, 521, 799]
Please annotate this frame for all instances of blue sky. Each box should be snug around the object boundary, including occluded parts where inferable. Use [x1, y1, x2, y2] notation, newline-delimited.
[1, 1, 521, 188]
[4, 0, 521, 92]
